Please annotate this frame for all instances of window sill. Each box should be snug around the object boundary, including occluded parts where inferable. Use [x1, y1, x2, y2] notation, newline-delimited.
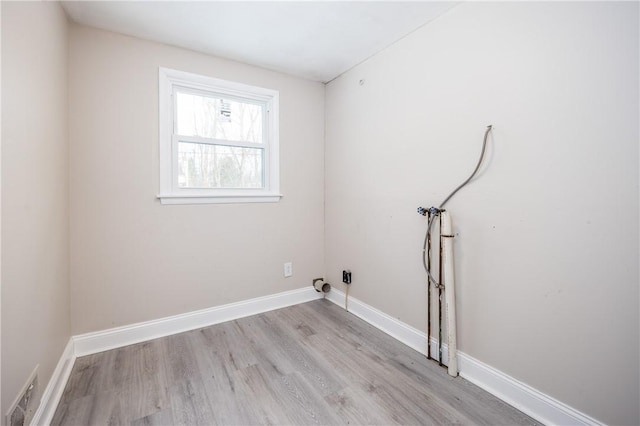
[157, 193, 283, 205]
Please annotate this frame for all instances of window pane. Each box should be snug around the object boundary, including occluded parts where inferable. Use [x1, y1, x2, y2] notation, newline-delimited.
[178, 142, 264, 189]
[176, 92, 263, 143]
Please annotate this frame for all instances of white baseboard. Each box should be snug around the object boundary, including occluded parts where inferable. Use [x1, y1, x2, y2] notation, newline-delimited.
[456, 352, 602, 426]
[325, 288, 602, 426]
[74, 287, 323, 356]
[30, 339, 75, 426]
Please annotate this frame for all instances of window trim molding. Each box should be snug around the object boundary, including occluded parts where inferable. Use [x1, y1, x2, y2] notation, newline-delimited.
[157, 67, 281, 205]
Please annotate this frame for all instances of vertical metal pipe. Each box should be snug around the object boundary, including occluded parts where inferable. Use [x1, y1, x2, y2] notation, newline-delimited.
[426, 211, 432, 360]
[438, 212, 444, 366]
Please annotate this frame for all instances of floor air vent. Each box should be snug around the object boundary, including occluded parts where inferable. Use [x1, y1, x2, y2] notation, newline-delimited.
[6, 366, 38, 426]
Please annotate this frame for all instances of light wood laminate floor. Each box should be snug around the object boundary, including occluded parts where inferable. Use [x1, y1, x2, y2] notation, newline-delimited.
[53, 299, 539, 425]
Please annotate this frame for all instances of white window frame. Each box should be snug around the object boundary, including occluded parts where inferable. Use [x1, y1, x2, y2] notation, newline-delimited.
[158, 67, 281, 204]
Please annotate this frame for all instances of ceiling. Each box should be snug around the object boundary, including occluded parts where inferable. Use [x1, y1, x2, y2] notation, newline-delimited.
[61, 1, 458, 83]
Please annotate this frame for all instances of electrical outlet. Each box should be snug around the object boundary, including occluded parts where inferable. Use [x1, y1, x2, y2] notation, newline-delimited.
[284, 262, 293, 277]
[343, 270, 352, 284]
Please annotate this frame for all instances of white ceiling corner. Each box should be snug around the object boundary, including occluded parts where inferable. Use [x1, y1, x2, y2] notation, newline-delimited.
[60, 1, 459, 83]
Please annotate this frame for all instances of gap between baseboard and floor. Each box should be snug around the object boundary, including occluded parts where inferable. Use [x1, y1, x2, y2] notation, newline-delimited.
[30, 286, 602, 426]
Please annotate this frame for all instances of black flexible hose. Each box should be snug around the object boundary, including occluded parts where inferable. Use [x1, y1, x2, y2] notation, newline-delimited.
[422, 125, 493, 284]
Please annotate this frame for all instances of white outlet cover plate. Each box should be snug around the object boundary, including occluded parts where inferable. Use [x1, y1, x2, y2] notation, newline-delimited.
[284, 262, 293, 277]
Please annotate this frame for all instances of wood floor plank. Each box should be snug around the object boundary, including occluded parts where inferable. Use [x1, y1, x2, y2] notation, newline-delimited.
[324, 385, 397, 425]
[165, 378, 217, 426]
[308, 300, 417, 360]
[160, 332, 201, 385]
[53, 299, 541, 426]
[388, 353, 537, 425]
[233, 364, 298, 425]
[260, 310, 347, 397]
[264, 370, 343, 425]
[304, 332, 463, 425]
[51, 390, 126, 426]
[131, 408, 174, 426]
[197, 320, 261, 371]
[187, 329, 260, 425]
[56, 350, 119, 406]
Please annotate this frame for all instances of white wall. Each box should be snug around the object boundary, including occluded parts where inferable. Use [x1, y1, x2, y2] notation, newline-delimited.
[68, 25, 325, 335]
[1, 1, 70, 419]
[325, 2, 639, 425]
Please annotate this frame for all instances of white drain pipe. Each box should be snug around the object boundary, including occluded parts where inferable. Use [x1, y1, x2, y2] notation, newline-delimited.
[440, 211, 458, 377]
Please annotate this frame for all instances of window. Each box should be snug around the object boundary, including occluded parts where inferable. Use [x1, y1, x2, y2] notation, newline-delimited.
[158, 67, 280, 204]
